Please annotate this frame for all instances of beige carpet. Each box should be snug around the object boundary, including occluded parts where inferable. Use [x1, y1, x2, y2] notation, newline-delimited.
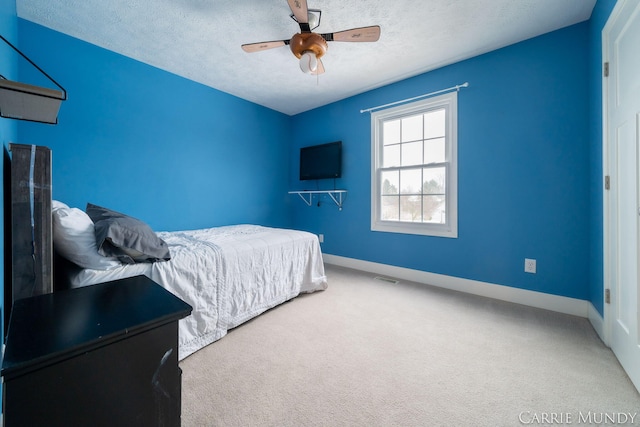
[180, 264, 640, 426]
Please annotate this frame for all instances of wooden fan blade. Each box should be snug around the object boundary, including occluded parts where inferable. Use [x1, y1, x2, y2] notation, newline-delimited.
[311, 58, 325, 75]
[287, 0, 309, 24]
[241, 40, 288, 53]
[324, 25, 381, 42]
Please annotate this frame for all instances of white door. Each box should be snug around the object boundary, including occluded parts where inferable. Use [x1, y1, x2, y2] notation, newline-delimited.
[604, 0, 640, 392]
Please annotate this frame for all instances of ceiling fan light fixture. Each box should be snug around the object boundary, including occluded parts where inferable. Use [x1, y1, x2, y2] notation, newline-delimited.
[307, 10, 321, 30]
[243, 1, 381, 76]
[299, 51, 317, 73]
[290, 9, 322, 30]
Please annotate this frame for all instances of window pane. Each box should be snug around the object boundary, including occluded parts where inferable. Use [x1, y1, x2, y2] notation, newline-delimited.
[400, 168, 422, 194]
[424, 137, 445, 164]
[401, 115, 422, 142]
[401, 141, 422, 167]
[422, 167, 446, 194]
[423, 195, 446, 224]
[381, 170, 399, 195]
[399, 195, 422, 222]
[381, 195, 399, 220]
[424, 109, 446, 139]
[383, 144, 400, 167]
[383, 119, 400, 145]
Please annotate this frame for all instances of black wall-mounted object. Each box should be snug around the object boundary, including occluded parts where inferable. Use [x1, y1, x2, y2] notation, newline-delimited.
[0, 34, 66, 124]
[299, 140, 342, 181]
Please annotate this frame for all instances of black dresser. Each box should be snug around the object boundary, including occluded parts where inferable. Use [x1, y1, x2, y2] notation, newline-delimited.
[1, 275, 192, 427]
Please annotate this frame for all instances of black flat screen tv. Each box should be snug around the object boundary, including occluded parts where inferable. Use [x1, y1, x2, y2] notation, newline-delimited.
[300, 141, 342, 181]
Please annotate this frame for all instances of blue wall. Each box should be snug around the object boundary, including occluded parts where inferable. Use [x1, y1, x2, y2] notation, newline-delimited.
[291, 23, 591, 300]
[17, 19, 293, 233]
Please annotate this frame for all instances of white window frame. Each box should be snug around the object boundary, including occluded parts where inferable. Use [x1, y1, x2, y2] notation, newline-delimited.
[370, 91, 458, 238]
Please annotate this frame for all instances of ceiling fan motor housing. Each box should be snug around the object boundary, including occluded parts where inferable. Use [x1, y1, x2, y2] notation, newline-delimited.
[290, 32, 328, 59]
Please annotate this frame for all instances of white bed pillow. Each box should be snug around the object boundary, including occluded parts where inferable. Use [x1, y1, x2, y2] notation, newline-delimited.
[52, 200, 69, 211]
[52, 207, 121, 270]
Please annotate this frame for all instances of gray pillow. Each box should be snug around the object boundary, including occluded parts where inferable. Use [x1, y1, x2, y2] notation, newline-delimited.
[86, 203, 171, 264]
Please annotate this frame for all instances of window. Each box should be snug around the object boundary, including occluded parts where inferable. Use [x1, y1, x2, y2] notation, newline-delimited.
[371, 91, 457, 237]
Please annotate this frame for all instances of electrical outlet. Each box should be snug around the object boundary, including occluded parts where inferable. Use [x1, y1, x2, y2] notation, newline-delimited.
[524, 258, 536, 274]
[318, 234, 324, 243]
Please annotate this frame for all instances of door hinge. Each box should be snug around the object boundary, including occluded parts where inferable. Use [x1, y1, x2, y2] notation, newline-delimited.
[605, 175, 610, 190]
[604, 62, 609, 77]
[605, 288, 611, 304]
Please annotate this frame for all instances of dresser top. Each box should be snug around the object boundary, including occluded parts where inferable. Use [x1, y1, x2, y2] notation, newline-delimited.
[2, 275, 192, 379]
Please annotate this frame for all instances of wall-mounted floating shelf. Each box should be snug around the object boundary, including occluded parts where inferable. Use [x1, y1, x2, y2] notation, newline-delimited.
[288, 190, 347, 210]
[0, 35, 67, 124]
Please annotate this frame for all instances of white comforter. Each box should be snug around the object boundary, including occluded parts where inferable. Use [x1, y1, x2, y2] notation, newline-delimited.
[70, 225, 327, 360]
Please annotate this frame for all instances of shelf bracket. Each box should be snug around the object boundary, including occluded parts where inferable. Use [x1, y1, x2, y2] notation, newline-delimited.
[295, 192, 314, 207]
[288, 190, 347, 210]
[326, 191, 345, 210]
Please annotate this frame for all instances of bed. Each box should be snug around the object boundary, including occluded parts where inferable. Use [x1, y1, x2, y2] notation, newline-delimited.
[52, 202, 328, 360]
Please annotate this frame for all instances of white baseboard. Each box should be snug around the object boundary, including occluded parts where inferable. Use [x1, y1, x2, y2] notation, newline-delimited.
[323, 254, 589, 318]
[588, 302, 606, 343]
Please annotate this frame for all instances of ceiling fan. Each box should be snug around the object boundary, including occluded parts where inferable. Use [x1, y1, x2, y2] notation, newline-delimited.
[241, 0, 381, 75]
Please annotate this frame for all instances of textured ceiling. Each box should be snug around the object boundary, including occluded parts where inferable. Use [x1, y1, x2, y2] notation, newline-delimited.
[16, 0, 595, 115]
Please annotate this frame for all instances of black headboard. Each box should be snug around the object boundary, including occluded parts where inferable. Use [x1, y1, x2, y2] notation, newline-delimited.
[4, 144, 53, 337]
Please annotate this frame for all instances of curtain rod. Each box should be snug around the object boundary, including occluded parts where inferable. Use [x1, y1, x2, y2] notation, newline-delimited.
[360, 82, 469, 114]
